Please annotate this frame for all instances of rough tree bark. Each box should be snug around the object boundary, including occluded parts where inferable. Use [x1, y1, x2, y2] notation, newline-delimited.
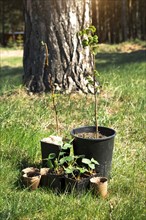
[23, 0, 93, 93]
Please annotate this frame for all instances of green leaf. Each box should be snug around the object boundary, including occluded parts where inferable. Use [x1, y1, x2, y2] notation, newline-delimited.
[82, 39, 89, 47]
[93, 35, 98, 40]
[47, 160, 54, 169]
[82, 29, 86, 35]
[67, 156, 74, 162]
[91, 158, 99, 165]
[88, 36, 93, 45]
[61, 156, 74, 163]
[59, 151, 66, 156]
[59, 157, 67, 165]
[85, 28, 90, 35]
[77, 167, 88, 173]
[48, 153, 56, 160]
[74, 155, 85, 159]
[82, 158, 91, 165]
[61, 143, 72, 150]
[64, 167, 75, 174]
[59, 155, 73, 164]
[89, 25, 96, 33]
[89, 163, 95, 170]
[57, 140, 63, 147]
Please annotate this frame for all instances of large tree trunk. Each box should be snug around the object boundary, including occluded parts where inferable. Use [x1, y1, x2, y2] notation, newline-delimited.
[23, 0, 93, 93]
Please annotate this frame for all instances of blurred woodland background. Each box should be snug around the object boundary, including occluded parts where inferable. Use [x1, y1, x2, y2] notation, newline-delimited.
[0, 0, 145, 46]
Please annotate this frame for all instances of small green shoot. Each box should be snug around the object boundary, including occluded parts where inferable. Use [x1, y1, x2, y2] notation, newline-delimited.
[82, 157, 99, 171]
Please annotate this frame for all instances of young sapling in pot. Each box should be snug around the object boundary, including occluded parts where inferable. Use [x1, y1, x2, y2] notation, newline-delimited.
[71, 26, 116, 178]
[40, 42, 63, 167]
[78, 25, 100, 138]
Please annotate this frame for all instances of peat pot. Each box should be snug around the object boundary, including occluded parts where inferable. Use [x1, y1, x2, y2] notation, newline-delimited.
[22, 171, 41, 190]
[71, 126, 116, 178]
[90, 176, 108, 198]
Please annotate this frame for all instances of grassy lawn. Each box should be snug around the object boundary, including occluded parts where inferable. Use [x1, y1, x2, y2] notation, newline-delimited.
[0, 42, 145, 220]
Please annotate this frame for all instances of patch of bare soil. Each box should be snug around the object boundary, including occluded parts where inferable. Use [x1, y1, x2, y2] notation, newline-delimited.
[98, 43, 145, 53]
[119, 43, 145, 53]
[0, 49, 23, 57]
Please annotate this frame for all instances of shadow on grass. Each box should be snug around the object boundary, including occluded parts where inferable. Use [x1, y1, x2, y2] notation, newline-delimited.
[0, 66, 23, 78]
[96, 49, 146, 71]
[1, 49, 145, 92]
[0, 66, 23, 93]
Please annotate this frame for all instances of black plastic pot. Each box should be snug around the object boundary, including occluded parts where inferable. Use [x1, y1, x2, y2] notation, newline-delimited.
[71, 126, 116, 178]
[40, 168, 50, 187]
[48, 173, 65, 193]
[65, 175, 90, 193]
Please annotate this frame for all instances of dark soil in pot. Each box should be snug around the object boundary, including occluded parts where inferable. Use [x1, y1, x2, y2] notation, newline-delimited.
[76, 132, 106, 139]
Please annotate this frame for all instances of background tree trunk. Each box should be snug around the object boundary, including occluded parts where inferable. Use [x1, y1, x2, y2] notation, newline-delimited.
[23, 0, 93, 93]
[1, 0, 5, 46]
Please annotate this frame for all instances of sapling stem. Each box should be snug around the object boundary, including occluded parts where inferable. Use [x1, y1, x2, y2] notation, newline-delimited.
[49, 75, 59, 134]
[43, 42, 59, 134]
[79, 25, 99, 138]
[93, 54, 98, 137]
[52, 90, 59, 135]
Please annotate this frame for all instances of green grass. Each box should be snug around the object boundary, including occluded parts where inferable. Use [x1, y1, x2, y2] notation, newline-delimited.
[0, 42, 145, 220]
